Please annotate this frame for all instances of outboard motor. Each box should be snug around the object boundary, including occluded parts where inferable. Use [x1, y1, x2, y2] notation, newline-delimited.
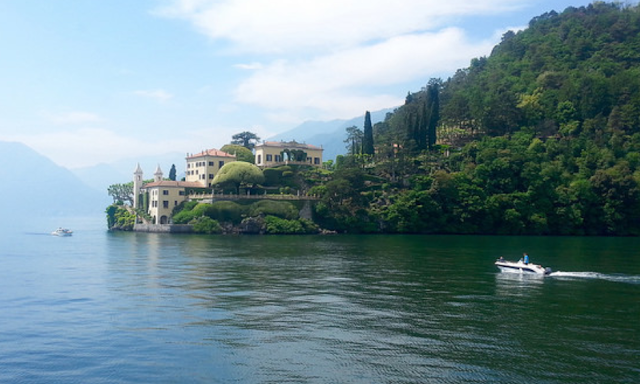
[544, 267, 553, 275]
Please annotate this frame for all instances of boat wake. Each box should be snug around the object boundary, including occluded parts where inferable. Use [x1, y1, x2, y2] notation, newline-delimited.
[548, 271, 640, 284]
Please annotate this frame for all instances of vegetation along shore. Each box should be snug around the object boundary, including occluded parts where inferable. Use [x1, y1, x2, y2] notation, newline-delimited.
[107, 3, 640, 236]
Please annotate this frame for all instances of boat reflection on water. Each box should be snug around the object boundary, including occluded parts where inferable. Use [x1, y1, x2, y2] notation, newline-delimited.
[494, 269, 545, 298]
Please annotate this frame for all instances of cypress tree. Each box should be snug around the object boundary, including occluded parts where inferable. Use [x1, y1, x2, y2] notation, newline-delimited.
[363, 111, 375, 155]
[427, 81, 440, 149]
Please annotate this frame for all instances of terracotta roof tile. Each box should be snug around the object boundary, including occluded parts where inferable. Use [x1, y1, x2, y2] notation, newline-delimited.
[187, 148, 236, 159]
[257, 141, 323, 150]
[143, 180, 205, 188]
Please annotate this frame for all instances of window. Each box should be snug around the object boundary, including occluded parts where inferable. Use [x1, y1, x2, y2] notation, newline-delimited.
[275, 155, 281, 162]
[179, 191, 185, 196]
[163, 201, 169, 209]
[257, 154, 262, 164]
[266, 154, 272, 161]
[209, 174, 214, 179]
[209, 161, 214, 166]
[163, 190, 169, 195]
[219, 161, 224, 168]
[314, 157, 320, 164]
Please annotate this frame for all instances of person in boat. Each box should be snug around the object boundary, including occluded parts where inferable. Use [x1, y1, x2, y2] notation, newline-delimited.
[523, 253, 529, 264]
[498, 256, 504, 262]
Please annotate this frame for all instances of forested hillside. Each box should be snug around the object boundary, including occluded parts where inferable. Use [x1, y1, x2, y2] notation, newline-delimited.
[313, 2, 640, 235]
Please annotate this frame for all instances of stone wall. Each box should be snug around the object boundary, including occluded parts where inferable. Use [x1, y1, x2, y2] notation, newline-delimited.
[133, 223, 193, 233]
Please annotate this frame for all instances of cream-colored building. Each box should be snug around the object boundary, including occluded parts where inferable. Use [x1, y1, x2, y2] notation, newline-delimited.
[185, 148, 236, 187]
[136, 165, 205, 225]
[254, 141, 323, 168]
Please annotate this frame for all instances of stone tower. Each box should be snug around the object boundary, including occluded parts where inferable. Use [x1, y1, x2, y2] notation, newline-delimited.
[154, 164, 163, 183]
[133, 163, 144, 209]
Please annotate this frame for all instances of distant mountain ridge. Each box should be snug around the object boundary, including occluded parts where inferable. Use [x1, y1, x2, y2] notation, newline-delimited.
[267, 107, 396, 161]
[0, 141, 108, 218]
[68, 109, 399, 193]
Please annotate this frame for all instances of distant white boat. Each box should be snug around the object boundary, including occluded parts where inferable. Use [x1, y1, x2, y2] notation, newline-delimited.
[52, 227, 73, 237]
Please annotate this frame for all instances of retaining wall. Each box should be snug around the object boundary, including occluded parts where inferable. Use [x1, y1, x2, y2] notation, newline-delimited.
[133, 223, 193, 233]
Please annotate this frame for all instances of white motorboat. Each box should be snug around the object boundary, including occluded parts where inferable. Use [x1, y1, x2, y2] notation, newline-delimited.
[495, 258, 551, 275]
[52, 227, 73, 237]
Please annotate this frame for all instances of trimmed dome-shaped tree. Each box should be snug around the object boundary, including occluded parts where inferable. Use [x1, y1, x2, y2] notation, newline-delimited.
[212, 161, 265, 194]
[220, 144, 255, 163]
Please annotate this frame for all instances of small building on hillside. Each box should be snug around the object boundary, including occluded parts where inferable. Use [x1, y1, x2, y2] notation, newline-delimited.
[185, 148, 236, 187]
[254, 141, 323, 168]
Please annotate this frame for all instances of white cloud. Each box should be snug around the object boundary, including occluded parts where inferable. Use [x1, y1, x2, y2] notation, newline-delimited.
[155, 0, 530, 123]
[234, 62, 263, 70]
[234, 28, 495, 119]
[158, 0, 523, 54]
[46, 111, 103, 125]
[133, 89, 174, 102]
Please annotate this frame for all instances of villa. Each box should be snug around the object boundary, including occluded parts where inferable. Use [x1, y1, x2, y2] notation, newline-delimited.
[134, 164, 205, 225]
[133, 141, 322, 226]
[254, 141, 323, 168]
[185, 148, 237, 188]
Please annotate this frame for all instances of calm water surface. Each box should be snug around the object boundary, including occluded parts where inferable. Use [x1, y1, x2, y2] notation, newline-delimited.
[1, 217, 639, 383]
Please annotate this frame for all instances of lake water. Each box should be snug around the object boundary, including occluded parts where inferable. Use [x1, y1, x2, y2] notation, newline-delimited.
[1, 217, 639, 383]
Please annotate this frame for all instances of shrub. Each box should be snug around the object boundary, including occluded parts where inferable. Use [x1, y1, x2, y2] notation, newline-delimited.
[208, 201, 247, 224]
[106, 205, 135, 230]
[172, 203, 212, 224]
[249, 200, 299, 219]
[191, 216, 222, 234]
[264, 216, 305, 234]
[263, 168, 283, 186]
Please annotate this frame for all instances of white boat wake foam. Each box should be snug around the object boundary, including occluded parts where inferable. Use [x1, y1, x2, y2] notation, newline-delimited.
[548, 271, 640, 284]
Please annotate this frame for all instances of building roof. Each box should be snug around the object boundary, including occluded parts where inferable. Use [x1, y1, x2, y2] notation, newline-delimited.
[256, 140, 323, 151]
[186, 148, 236, 159]
[143, 180, 205, 189]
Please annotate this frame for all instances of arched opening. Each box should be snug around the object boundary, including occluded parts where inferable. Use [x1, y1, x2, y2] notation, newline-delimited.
[160, 215, 169, 224]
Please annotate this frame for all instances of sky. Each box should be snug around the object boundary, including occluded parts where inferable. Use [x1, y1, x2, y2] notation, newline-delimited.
[0, 0, 603, 168]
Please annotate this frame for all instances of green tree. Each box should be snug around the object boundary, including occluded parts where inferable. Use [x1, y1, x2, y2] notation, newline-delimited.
[426, 80, 440, 149]
[344, 125, 363, 155]
[363, 111, 375, 155]
[169, 164, 177, 181]
[107, 182, 134, 205]
[231, 131, 261, 150]
[221, 144, 255, 163]
[212, 161, 265, 194]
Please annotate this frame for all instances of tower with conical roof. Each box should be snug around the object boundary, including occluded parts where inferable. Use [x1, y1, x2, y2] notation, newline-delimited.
[133, 163, 144, 208]
[154, 164, 163, 183]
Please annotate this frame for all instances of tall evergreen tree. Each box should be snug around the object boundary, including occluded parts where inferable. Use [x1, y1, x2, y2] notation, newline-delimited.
[427, 80, 440, 149]
[363, 111, 375, 155]
[169, 164, 177, 181]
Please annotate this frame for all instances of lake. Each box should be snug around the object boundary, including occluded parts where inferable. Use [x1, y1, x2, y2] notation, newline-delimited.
[1, 217, 639, 383]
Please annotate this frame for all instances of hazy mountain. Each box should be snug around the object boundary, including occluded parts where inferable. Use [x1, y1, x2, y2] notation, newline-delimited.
[267, 107, 396, 161]
[71, 152, 187, 194]
[0, 141, 109, 220]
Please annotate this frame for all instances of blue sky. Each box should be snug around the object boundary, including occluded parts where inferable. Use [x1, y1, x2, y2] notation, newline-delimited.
[0, 0, 604, 168]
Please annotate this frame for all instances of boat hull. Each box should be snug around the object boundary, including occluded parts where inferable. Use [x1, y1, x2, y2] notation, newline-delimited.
[495, 260, 550, 275]
[52, 229, 73, 237]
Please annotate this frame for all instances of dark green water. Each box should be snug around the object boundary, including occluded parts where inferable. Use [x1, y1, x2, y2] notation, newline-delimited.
[1, 218, 639, 383]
